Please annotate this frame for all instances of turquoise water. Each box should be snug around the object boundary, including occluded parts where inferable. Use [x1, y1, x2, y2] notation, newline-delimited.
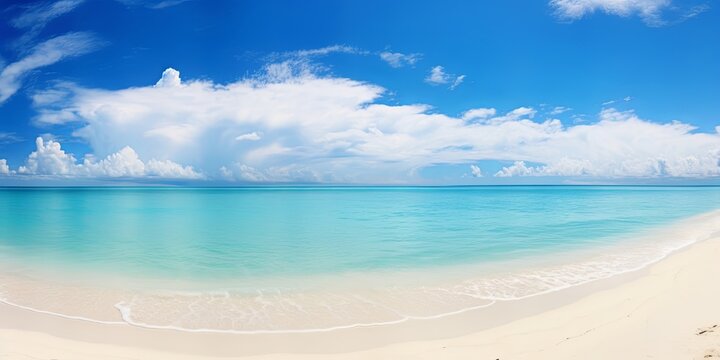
[2, 186, 720, 332]
[1, 186, 720, 281]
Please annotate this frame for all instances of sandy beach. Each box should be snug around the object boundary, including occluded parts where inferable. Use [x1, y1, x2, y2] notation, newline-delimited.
[0, 229, 718, 359]
[1, 0, 719, 357]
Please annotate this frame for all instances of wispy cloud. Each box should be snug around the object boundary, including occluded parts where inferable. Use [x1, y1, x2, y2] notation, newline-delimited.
[379, 51, 421, 68]
[601, 96, 632, 107]
[550, 0, 709, 26]
[450, 75, 466, 90]
[0, 132, 23, 145]
[549, 106, 572, 115]
[147, 0, 192, 9]
[264, 45, 368, 73]
[115, 0, 193, 9]
[11, 0, 85, 30]
[9, 0, 86, 49]
[470, 164, 483, 178]
[425, 66, 466, 90]
[0, 32, 101, 104]
[289, 45, 366, 58]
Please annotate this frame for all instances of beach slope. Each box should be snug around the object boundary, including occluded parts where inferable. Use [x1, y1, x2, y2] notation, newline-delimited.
[1, 235, 720, 359]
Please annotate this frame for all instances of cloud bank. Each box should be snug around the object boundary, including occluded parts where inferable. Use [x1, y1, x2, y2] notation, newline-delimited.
[13, 137, 201, 179]
[3, 66, 718, 183]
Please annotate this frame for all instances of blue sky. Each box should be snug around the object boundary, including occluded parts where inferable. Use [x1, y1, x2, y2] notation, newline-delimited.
[0, 0, 718, 184]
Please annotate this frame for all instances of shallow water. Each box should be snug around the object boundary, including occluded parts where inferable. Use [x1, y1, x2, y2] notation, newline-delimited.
[1, 186, 719, 332]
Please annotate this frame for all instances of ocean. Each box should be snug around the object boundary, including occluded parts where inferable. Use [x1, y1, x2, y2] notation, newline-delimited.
[1, 186, 719, 332]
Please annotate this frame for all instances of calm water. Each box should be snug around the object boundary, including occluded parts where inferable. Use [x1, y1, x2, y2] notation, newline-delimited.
[1, 186, 719, 280]
[2, 186, 720, 332]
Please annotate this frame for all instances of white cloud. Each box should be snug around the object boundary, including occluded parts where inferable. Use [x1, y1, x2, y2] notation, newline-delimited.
[9, 0, 85, 47]
[220, 163, 322, 183]
[288, 45, 365, 58]
[0, 132, 22, 144]
[155, 67, 182, 88]
[462, 108, 497, 122]
[236, 132, 262, 141]
[549, 106, 572, 115]
[16, 137, 202, 179]
[473, 106, 536, 125]
[145, 158, 202, 178]
[495, 161, 536, 177]
[425, 66, 466, 89]
[379, 52, 420, 68]
[17, 137, 78, 175]
[0, 160, 10, 175]
[0, 32, 100, 104]
[493, 109, 720, 178]
[425, 66, 448, 84]
[470, 164, 483, 178]
[450, 75, 466, 90]
[549, 0, 706, 26]
[25, 67, 720, 183]
[551, 0, 669, 25]
[115, 0, 192, 9]
[147, 0, 192, 9]
[602, 97, 634, 106]
[12, 0, 84, 29]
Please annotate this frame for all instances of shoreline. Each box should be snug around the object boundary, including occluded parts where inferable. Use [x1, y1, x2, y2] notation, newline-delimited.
[2, 209, 719, 335]
[1, 233, 719, 358]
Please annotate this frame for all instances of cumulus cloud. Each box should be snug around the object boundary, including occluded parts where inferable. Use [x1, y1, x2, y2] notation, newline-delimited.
[425, 66, 448, 84]
[0, 32, 100, 104]
[155, 67, 182, 87]
[425, 66, 466, 89]
[0, 160, 10, 175]
[495, 161, 536, 177]
[492, 109, 720, 178]
[549, 0, 708, 26]
[24, 67, 720, 183]
[379, 52, 420, 68]
[15, 137, 202, 179]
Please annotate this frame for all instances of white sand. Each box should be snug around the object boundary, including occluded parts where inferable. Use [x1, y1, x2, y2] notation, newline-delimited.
[2, 233, 720, 359]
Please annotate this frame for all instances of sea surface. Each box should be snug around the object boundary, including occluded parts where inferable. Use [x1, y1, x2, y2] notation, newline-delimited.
[1, 186, 720, 332]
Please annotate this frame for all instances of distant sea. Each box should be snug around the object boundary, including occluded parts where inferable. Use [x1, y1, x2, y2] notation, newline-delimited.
[1, 186, 719, 332]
